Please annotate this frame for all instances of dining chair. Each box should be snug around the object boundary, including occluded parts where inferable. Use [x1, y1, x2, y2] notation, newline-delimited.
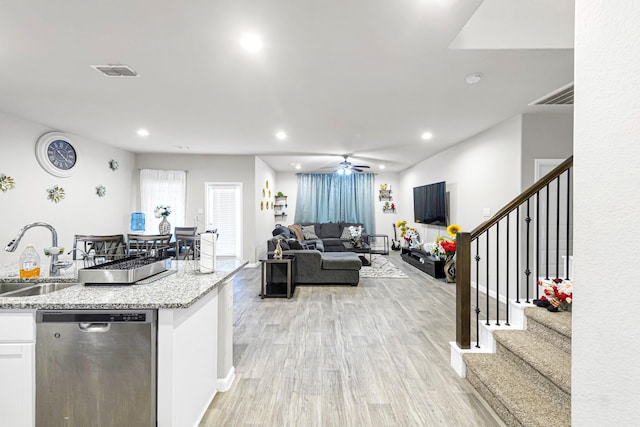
[173, 227, 199, 260]
[72, 234, 127, 266]
[127, 234, 172, 257]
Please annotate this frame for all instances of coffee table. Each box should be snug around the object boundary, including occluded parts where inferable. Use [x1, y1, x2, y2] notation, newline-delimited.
[343, 242, 372, 266]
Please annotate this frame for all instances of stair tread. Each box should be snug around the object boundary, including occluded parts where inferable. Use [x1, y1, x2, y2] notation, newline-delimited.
[524, 307, 572, 338]
[464, 352, 571, 427]
[493, 329, 571, 394]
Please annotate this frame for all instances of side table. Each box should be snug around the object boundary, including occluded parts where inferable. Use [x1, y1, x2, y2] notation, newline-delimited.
[369, 234, 389, 255]
[260, 257, 295, 299]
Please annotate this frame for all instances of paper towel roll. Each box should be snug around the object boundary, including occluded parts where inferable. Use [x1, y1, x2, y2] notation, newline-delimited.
[199, 233, 216, 273]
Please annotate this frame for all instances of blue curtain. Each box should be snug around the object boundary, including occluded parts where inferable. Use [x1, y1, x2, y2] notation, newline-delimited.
[294, 173, 376, 234]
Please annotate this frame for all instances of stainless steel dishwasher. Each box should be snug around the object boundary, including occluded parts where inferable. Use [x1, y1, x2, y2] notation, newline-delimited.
[36, 310, 157, 427]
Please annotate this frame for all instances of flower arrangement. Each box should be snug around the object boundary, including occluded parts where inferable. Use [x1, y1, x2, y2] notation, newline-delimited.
[428, 224, 461, 260]
[534, 278, 573, 312]
[348, 225, 363, 247]
[154, 205, 172, 218]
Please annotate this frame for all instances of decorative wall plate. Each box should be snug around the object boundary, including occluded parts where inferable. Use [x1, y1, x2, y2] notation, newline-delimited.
[0, 174, 15, 192]
[260, 201, 264, 210]
[47, 185, 65, 203]
[35, 132, 79, 178]
[266, 180, 269, 189]
[109, 159, 119, 171]
[96, 185, 106, 197]
[262, 188, 266, 197]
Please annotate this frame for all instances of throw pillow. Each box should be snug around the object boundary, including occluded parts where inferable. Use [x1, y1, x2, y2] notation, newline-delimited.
[288, 224, 304, 241]
[288, 239, 304, 250]
[302, 225, 319, 240]
[340, 227, 352, 240]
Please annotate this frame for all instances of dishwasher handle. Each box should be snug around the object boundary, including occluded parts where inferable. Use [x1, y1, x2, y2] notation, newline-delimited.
[78, 322, 110, 332]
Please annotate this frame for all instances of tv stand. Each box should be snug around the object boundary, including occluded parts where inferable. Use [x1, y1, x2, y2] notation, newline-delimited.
[401, 247, 445, 278]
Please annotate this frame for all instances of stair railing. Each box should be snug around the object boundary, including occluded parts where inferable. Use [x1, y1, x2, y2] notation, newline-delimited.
[456, 156, 573, 349]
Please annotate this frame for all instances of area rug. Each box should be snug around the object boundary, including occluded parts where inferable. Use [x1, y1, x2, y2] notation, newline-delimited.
[359, 254, 408, 278]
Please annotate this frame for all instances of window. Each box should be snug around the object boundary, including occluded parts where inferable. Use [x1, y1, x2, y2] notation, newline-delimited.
[205, 182, 242, 257]
[140, 169, 186, 232]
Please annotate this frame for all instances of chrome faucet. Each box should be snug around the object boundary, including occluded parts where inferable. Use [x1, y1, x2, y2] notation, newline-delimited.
[5, 222, 61, 276]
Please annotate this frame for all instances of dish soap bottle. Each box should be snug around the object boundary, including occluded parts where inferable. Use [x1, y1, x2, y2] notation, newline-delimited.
[19, 244, 41, 278]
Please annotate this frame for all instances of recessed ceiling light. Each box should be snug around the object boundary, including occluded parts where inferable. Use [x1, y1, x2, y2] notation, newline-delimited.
[295, 164, 301, 170]
[239, 33, 263, 53]
[275, 131, 287, 140]
[379, 164, 386, 169]
[465, 72, 483, 85]
[421, 132, 433, 140]
[137, 129, 149, 137]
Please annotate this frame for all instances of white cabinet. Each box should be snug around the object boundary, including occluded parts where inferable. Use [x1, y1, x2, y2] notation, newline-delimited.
[0, 312, 36, 427]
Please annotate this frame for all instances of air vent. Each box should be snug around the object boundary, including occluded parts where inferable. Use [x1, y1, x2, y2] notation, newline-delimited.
[90, 64, 141, 77]
[530, 83, 574, 105]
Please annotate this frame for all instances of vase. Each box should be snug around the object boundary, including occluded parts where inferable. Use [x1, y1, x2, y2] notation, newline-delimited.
[444, 256, 456, 283]
[159, 216, 171, 234]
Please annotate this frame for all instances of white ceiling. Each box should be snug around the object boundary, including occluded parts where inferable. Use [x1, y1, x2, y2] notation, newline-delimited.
[0, 0, 574, 173]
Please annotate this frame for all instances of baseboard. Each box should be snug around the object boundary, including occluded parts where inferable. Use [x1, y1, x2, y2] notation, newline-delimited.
[245, 262, 259, 268]
[217, 366, 235, 392]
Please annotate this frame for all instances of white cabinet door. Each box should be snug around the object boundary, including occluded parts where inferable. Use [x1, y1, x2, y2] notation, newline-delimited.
[0, 343, 34, 427]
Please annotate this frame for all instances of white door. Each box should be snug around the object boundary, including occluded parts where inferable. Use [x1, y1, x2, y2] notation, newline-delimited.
[205, 183, 243, 257]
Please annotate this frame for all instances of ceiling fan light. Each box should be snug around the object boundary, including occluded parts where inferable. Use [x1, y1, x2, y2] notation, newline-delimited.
[344, 168, 352, 176]
[337, 168, 345, 175]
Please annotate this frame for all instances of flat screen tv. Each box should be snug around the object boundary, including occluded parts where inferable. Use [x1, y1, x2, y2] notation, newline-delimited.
[413, 181, 447, 225]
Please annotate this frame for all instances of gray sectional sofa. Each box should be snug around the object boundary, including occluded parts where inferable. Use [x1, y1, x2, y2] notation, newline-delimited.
[267, 222, 367, 286]
[269, 222, 368, 252]
[266, 249, 361, 286]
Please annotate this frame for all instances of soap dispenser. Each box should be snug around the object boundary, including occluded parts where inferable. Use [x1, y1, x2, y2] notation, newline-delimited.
[19, 244, 41, 278]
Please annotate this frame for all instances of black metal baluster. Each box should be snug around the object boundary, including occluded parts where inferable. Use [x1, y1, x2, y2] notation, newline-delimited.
[525, 199, 532, 303]
[516, 206, 520, 303]
[506, 213, 510, 326]
[566, 169, 571, 280]
[545, 184, 550, 280]
[475, 238, 480, 348]
[536, 192, 540, 299]
[556, 177, 561, 279]
[486, 230, 490, 326]
[495, 222, 500, 326]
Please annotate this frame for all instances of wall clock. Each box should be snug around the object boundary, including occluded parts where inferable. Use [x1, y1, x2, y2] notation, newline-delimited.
[35, 132, 79, 178]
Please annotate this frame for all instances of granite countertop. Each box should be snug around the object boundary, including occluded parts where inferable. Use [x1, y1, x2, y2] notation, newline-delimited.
[0, 258, 247, 310]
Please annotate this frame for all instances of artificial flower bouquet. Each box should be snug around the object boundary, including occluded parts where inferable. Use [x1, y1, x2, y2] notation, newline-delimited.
[428, 224, 461, 260]
[348, 225, 364, 247]
[154, 205, 172, 218]
[534, 278, 573, 312]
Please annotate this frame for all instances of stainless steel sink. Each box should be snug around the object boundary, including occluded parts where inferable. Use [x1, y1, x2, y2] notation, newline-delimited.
[0, 282, 78, 297]
[0, 283, 31, 294]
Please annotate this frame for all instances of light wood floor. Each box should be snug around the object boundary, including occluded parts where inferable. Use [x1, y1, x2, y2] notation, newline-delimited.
[199, 252, 506, 427]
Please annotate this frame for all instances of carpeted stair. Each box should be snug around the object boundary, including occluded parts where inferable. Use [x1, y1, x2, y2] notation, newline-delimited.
[463, 307, 571, 427]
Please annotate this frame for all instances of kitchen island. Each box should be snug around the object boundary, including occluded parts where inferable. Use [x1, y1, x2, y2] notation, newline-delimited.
[0, 258, 247, 427]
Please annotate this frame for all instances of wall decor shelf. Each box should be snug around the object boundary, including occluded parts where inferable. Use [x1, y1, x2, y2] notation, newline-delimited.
[382, 208, 396, 213]
[378, 189, 392, 201]
[274, 195, 288, 218]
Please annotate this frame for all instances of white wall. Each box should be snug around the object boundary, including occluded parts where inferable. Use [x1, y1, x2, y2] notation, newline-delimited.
[521, 112, 574, 188]
[135, 154, 257, 263]
[573, 2, 640, 423]
[254, 157, 277, 261]
[399, 115, 523, 243]
[373, 172, 401, 237]
[0, 111, 135, 267]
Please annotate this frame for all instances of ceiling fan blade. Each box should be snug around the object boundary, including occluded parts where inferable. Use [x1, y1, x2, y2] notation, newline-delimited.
[351, 164, 370, 168]
[351, 168, 364, 172]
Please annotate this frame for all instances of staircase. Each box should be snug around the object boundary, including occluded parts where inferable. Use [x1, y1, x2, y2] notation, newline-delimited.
[463, 307, 571, 427]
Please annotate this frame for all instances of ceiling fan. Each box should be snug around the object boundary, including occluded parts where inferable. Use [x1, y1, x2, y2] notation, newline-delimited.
[326, 155, 371, 175]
